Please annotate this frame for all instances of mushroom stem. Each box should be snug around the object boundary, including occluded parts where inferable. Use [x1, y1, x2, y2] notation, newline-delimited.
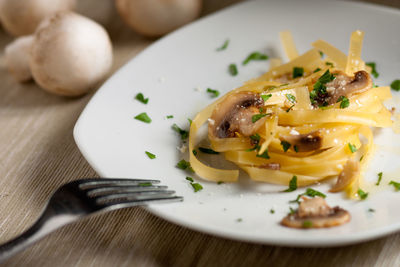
[4, 35, 34, 82]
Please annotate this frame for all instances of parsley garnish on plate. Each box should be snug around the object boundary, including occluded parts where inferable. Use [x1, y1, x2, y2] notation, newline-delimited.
[166, 115, 174, 119]
[216, 39, 229, 51]
[134, 112, 151, 123]
[304, 188, 326, 198]
[191, 183, 203, 192]
[270, 209, 275, 214]
[177, 159, 194, 172]
[286, 104, 295, 113]
[348, 143, 357, 153]
[325, 61, 334, 67]
[313, 67, 321, 73]
[252, 113, 269, 123]
[198, 147, 219, 154]
[283, 176, 297, 192]
[172, 123, 189, 140]
[337, 96, 350, 109]
[250, 133, 261, 143]
[236, 218, 243, 222]
[192, 149, 197, 156]
[302, 220, 313, 228]
[389, 180, 400, 191]
[261, 94, 272, 101]
[391, 80, 400, 91]
[368, 208, 375, 212]
[310, 70, 336, 105]
[358, 188, 368, 200]
[217, 181, 224, 185]
[256, 149, 270, 159]
[139, 182, 152, 187]
[292, 67, 304, 78]
[186, 176, 194, 182]
[366, 62, 379, 78]
[285, 94, 296, 103]
[145, 151, 156, 159]
[207, 88, 220, 98]
[376, 172, 383, 186]
[135, 93, 149, 104]
[229, 63, 238, 76]
[293, 145, 299, 152]
[280, 141, 291, 152]
[242, 52, 268, 65]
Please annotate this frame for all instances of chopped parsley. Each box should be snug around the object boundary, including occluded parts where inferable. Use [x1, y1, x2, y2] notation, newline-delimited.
[207, 88, 220, 98]
[286, 104, 295, 113]
[391, 80, 400, 91]
[302, 220, 313, 228]
[166, 115, 174, 119]
[191, 183, 203, 192]
[293, 145, 299, 152]
[250, 133, 261, 142]
[198, 147, 219, 154]
[172, 123, 189, 140]
[252, 113, 269, 123]
[216, 39, 229, 51]
[280, 141, 291, 152]
[389, 180, 400, 191]
[292, 67, 304, 78]
[376, 172, 383, 186]
[366, 62, 379, 78]
[310, 70, 336, 105]
[325, 61, 334, 67]
[319, 51, 324, 57]
[192, 149, 197, 156]
[285, 94, 296, 103]
[348, 143, 357, 153]
[337, 96, 350, 109]
[145, 151, 156, 159]
[217, 181, 224, 185]
[134, 112, 152, 123]
[283, 176, 297, 192]
[360, 155, 364, 162]
[135, 93, 149, 104]
[313, 67, 322, 73]
[139, 182, 152, 187]
[176, 159, 194, 172]
[256, 150, 270, 159]
[270, 209, 275, 214]
[242, 51, 268, 65]
[305, 188, 326, 198]
[289, 207, 296, 215]
[236, 218, 243, 222]
[368, 208, 375, 212]
[358, 188, 368, 200]
[229, 63, 238, 76]
[261, 94, 272, 101]
[186, 176, 194, 182]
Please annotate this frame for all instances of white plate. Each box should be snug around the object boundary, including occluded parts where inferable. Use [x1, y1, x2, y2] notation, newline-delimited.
[74, 0, 400, 247]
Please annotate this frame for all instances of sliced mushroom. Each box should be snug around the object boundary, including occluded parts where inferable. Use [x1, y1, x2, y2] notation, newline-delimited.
[314, 70, 372, 106]
[281, 197, 350, 228]
[330, 158, 360, 192]
[209, 92, 266, 138]
[280, 130, 322, 152]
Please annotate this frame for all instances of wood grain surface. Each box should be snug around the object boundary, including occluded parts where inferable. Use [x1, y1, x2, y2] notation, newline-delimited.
[0, 1, 399, 266]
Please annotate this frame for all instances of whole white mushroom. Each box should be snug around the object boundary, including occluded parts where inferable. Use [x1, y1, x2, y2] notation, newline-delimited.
[115, 0, 202, 37]
[29, 12, 113, 96]
[4, 35, 34, 82]
[0, 0, 76, 36]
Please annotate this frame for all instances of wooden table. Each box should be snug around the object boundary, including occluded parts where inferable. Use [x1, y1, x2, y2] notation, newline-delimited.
[0, 0, 399, 266]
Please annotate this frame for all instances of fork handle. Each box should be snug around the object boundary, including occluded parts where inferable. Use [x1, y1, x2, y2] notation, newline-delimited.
[0, 207, 79, 263]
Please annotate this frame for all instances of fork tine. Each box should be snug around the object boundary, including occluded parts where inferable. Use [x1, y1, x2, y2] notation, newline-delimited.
[95, 191, 176, 205]
[86, 186, 168, 197]
[100, 196, 184, 209]
[78, 178, 161, 190]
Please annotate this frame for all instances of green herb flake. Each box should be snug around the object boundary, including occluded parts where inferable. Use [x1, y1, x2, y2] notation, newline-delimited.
[177, 159, 194, 172]
[376, 172, 383, 186]
[360, 155, 364, 162]
[313, 67, 322, 73]
[286, 94, 296, 103]
[286, 104, 295, 113]
[270, 209, 275, 214]
[172, 123, 189, 140]
[310, 70, 336, 104]
[216, 39, 229, 51]
[292, 67, 304, 78]
[337, 95, 350, 109]
[348, 143, 357, 153]
[358, 188, 368, 200]
[284, 176, 298, 192]
[139, 182, 152, 187]
[229, 63, 238, 76]
[134, 112, 152, 123]
[199, 147, 219, 154]
[135, 93, 149, 104]
[236, 218, 243, 222]
[305, 188, 326, 198]
[280, 141, 291, 152]
[319, 51, 324, 57]
[217, 181, 224, 185]
[261, 94, 272, 101]
[368, 208, 375, 212]
[207, 88, 220, 98]
[289, 207, 296, 215]
[252, 113, 269, 123]
[302, 220, 313, 228]
[293, 145, 299, 153]
[256, 149, 270, 159]
[250, 133, 261, 142]
[145, 151, 156, 159]
[191, 182, 203, 192]
[186, 176, 194, 182]
[188, 118, 192, 125]
[391, 80, 400, 91]
[166, 115, 174, 119]
[366, 62, 379, 78]
[325, 61, 334, 67]
[192, 149, 197, 156]
[242, 51, 268, 65]
[389, 180, 400, 191]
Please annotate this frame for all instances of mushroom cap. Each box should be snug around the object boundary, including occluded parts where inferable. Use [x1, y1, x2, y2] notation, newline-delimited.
[280, 130, 322, 152]
[115, 0, 202, 37]
[4, 35, 34, 82]
[30, 12, 113, 96]
[0, 0, 76, 36]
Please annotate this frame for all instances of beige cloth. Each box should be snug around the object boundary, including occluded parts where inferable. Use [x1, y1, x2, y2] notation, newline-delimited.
[0, 0, 399, 266]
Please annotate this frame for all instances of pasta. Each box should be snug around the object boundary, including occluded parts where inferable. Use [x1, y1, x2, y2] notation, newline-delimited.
[189, 31, 392, 197]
